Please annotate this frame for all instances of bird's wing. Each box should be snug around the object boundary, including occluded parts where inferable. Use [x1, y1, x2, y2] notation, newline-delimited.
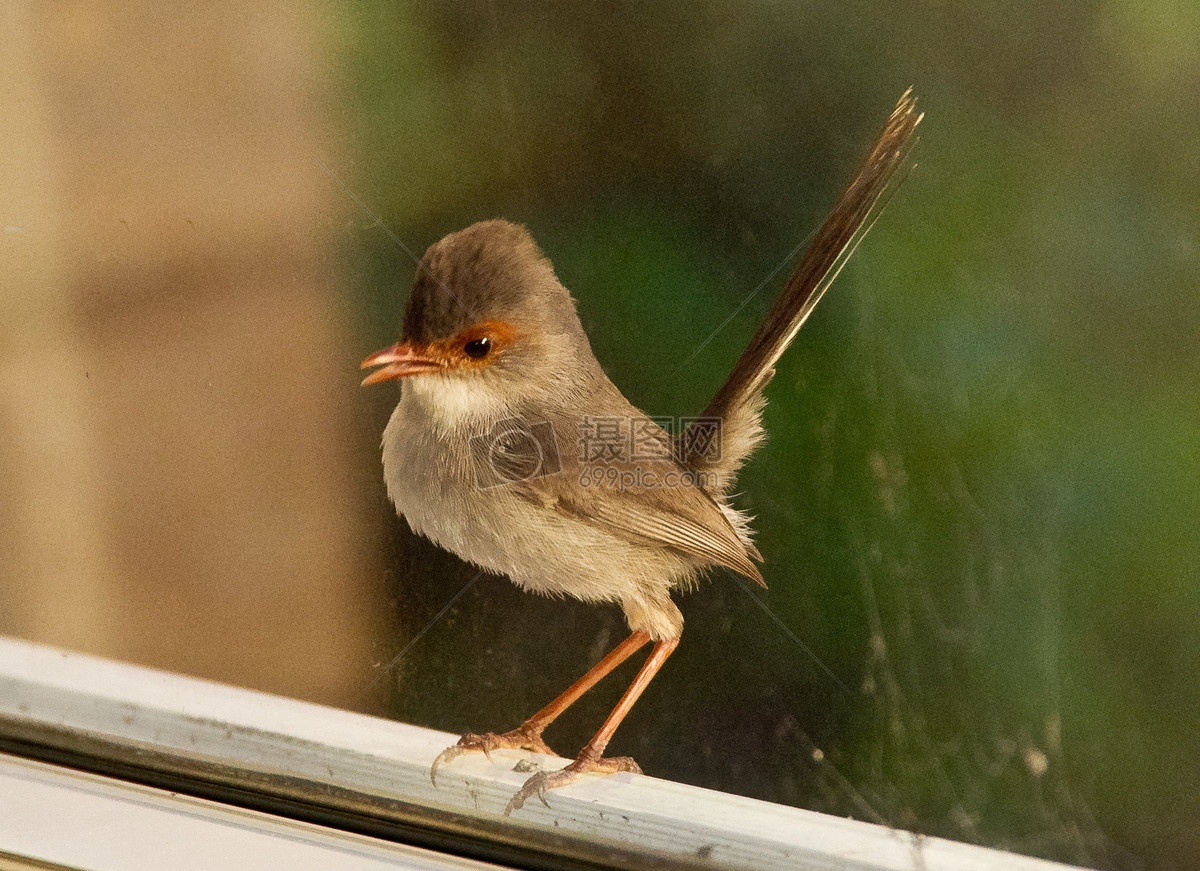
[507, 415, 765, 586]
[553, 479, 765, 587]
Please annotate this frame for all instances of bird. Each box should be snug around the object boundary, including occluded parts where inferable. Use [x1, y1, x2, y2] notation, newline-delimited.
[362, 90, 921, 815]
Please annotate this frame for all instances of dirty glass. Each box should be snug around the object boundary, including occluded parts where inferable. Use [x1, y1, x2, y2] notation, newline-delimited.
[2, 3, 1196, 869]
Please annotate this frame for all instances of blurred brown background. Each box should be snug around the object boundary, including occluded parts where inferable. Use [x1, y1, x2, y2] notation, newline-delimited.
[1, 2, 385, 705]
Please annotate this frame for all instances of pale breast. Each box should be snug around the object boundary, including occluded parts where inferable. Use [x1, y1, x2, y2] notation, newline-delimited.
[380, 380, 690, 637]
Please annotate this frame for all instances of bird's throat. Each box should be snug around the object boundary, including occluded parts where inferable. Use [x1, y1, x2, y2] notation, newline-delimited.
[401, 373, 513, 433]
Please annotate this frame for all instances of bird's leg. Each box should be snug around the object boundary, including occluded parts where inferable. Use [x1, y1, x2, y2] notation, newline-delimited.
[504, 636, 679, 815]
[431, 630, 651, 784]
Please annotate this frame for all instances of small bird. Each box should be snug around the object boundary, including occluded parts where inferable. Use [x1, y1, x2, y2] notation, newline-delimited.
[363, 91, 921, 815]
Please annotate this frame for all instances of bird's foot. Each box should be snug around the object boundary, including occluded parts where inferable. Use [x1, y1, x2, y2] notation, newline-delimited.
[430, 723, 556, 786]
[503, 750, 641, 816]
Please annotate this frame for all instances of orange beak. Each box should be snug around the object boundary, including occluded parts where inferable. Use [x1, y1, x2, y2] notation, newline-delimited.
[360, 341, 444, 385]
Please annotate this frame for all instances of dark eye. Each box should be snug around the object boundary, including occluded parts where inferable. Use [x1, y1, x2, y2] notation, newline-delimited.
[463, 336, 492, 359]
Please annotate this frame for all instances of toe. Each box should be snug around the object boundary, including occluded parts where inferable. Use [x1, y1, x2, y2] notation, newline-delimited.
[502, 753, 643, 815]
[431, 727, 559, 788]
[598, 755, 642, 775]
[430, 744, 466, 786]
[504, 771, 558, 816]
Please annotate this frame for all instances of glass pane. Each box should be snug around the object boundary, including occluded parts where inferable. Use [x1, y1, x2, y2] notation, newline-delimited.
[2, 4, 1194, 869]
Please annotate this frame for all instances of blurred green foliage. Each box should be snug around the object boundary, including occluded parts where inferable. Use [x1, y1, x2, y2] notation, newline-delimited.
[336, 3, 1199, 868]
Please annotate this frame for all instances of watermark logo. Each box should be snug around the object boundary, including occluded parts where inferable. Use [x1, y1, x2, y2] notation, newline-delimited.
[578, 415, 679, 463]
[469, 416, 563, 489]
[577, 416, 721, 464]
[469, 415, 723, 492]
[577, 462, 721, 493]
[575, 415, 722, 493]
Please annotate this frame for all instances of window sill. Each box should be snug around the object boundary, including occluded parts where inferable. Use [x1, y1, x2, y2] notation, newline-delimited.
[0, 637, 1081, 871]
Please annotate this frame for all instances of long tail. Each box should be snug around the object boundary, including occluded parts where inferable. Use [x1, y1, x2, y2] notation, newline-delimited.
[683, 89, 922, 493]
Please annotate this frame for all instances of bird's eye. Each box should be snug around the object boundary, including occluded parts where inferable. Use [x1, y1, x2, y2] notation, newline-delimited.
[463, 336, 492, 359]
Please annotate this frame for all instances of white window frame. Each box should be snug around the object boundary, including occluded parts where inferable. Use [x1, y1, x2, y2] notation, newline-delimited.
[0, 637, 1083, 871]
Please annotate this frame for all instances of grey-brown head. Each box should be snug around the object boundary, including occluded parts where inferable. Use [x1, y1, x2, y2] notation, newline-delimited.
[361, 220, 594, 398]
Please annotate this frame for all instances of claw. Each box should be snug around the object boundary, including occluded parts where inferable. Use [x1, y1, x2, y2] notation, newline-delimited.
[503, 772, 548, 815]
[430, 734, 486, 786]
[430, 744, 462, 787]
[430, 726, 558, 788]
[502, 754, 643, 816]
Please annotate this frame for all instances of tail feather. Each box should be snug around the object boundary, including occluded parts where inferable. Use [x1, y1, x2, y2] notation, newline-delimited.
[684, 89, 922, 493]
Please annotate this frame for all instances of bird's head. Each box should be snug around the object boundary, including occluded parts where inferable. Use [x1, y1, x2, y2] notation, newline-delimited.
[361, 220, 592, 413]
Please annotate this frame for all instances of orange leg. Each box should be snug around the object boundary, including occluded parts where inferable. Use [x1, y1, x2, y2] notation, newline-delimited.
[431, 630, 651, 784]
[523, 629, 652, 733]
[504, 636, 679, 815]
